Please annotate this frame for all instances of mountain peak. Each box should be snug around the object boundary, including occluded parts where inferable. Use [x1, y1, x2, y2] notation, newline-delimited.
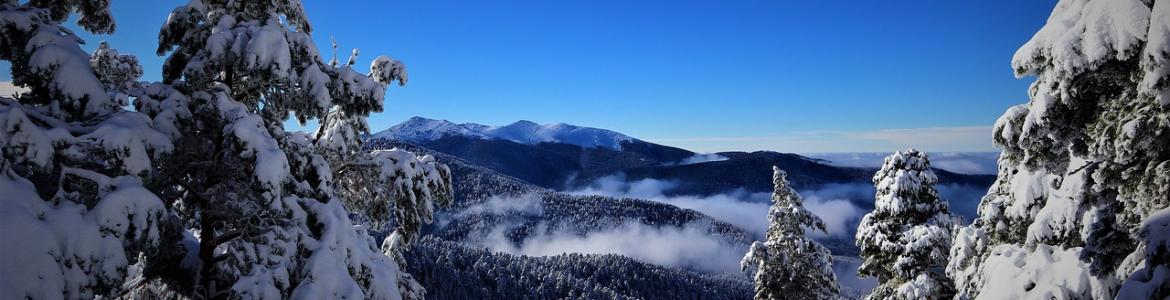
[405, 116, 438, 123]
[372, 117, 637, 150]
[371, 117, 488, 142]
[509, 120, 540, 126]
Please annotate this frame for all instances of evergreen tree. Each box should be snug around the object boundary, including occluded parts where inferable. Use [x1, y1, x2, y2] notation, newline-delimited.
[0, 0, 452, 299]
[947, 0, 1170, 298]
[741, 166, 840, 300]
[0, 1, 176, 298]
[855, 149, 958, 300]
[140, 0, 453, 298]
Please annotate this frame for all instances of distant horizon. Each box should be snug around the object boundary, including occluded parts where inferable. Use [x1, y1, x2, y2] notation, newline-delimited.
[368, 115, 1003, 175]
[362, 115, 1002, 154]
[2, 0, 1054, 153]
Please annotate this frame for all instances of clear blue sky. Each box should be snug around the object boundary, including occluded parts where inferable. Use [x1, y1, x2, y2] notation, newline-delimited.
[6, 0, 1058, 153]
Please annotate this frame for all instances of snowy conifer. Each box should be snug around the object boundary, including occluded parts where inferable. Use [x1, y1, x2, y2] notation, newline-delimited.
[1, 0, 451, 299]
[856, 149, 958, 300]
[947, 0, 1170, 298]
[741, 166, 840, 300]
[0, 1, 176, 298]
[142, 0, 452, 298]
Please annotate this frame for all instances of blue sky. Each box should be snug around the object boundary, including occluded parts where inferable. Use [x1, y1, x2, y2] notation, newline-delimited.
[3, 0, 1057, 153]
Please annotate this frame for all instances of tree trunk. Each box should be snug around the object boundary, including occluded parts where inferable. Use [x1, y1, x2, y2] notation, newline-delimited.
[198, 211, 217, 298]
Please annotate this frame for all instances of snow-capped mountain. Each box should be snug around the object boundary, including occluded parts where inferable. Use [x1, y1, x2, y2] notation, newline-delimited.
[370, 117, 996, 193]
[372, 117, 636, 150]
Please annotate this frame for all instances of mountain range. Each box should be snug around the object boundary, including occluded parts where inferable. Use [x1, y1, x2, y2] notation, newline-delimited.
[371, 117, 995, 195]
[365, 117, 997, 299]
[366, 138, 871, 298]
[373, 117, 643, 151]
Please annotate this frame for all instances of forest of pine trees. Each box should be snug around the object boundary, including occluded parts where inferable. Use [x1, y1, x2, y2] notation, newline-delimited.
[2, 0, 1170, 299]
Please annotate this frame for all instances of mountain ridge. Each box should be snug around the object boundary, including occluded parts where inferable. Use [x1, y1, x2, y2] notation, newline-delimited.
[367, 117, 996, 196]
[372, 116, 639, 150]
[366, 139, 875, 298]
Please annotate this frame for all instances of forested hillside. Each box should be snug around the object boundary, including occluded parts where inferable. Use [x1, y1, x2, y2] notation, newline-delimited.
[405, 236, 754, 300]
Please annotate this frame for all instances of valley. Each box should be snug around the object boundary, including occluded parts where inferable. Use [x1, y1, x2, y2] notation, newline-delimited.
[367, 118, 998, 298]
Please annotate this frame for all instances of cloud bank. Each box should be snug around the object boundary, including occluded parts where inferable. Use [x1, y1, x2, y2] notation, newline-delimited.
[665, 153, 730, 166]
[436, 194, 545, 229]
[446, 194, 746, 273]
[456, 193, 544, 217]
[568, 174, 866, 238]
[445, 181, 985, 280]
[567, 174, 988, 236]
[647, 126, 994, 154]
[482, 221, 747, 273]
[807, 151, 1001, 175]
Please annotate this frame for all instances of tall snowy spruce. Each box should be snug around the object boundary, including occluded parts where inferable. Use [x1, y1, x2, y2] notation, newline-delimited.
[139, 0, 453, 298]
[0, 1, 174, 298]
[741, 166, 840, 300]
[0, 0, 452, 299]
[946, 0, 1170, 299]
[855, 149, 958, 300]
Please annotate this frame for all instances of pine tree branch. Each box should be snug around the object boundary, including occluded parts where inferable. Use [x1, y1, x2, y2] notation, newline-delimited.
[214, 229, 244, 245]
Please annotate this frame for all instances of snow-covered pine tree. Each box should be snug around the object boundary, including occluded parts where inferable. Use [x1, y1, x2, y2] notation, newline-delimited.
[855, 149, 958, 300]
[140, 0, 453, 298]
[0, 1, 178, 298]
[741, 166, 840, 300]
[90, 41, 142, 108]
[946, 0, 1170, 298]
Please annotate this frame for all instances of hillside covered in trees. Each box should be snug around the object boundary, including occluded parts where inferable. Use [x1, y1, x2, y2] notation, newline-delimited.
[3, 0, 1170, 299]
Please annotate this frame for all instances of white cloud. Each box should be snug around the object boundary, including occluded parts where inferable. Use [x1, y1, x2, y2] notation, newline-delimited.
[482, 221, 746, 273]
[664, 153, 729, 166]
[436, 194, 544, 229]
[568, 174, 867, 238]
[449, 181, 985, 279]
[448, 194, 748, 273]
[802, 192, 866, 238]
[930, 152, 1001, 174]
[807, 151, 1001, 175]
[647, 126, 994, 153]
[456, 193, 543, 217]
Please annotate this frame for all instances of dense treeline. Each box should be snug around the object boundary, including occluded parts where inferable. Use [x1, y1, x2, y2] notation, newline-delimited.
[405, 236, 754, 300]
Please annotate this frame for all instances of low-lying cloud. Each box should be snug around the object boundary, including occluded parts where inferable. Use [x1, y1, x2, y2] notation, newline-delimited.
[807, 152, 1001, 175]
[482, 221, 746, 273]
[456, 193, 544, 217]
[446, 194, 747, 273]
[665, 153, 730, 166]
[443, 180, 987, 277]
[567, 174, 988, 237]
[647, 126, 995, 154]
[437, 194, 544, 229]
[568, 174, 866, 238]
